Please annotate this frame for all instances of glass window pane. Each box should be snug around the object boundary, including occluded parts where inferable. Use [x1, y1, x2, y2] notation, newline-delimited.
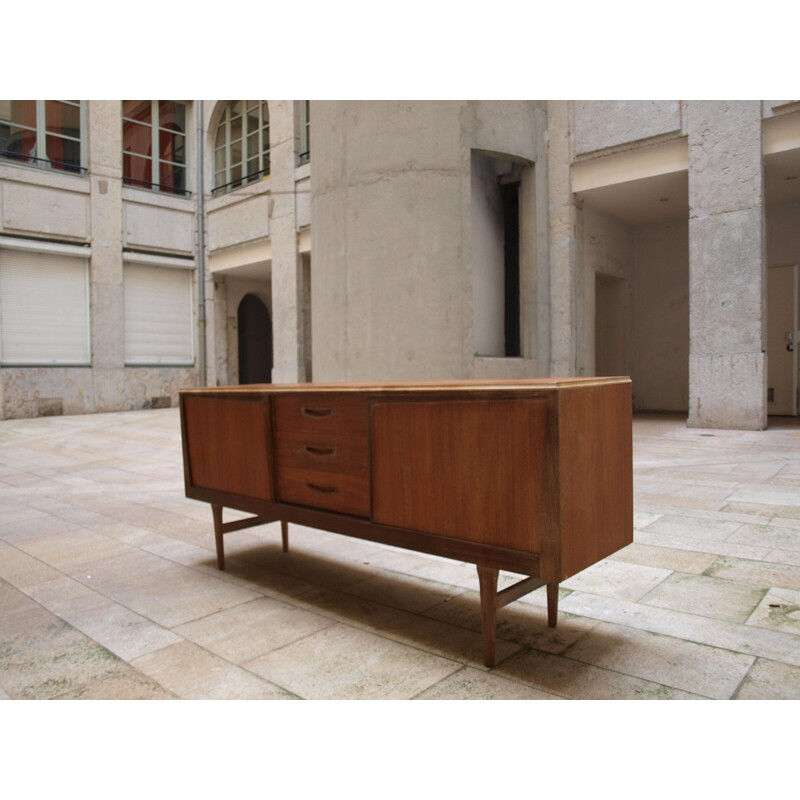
[46, 134, 81, 172]
[261, 102, 269, 124]
[247, 131, 259, 160]
[159, 100, 185, 132]
[123, 153, 152, 187]
[231, 115, 242, 143]
[123, 100, 151, 124]
[1, 124, 37, 160]
[160, 129, 185, 164]
[245, 107, 259, 136]
[0, 99, 37, 128]
[159, 162, 185, 193]
[231, 163, 242, 184]
[123, 119, 152, 156]
[214, 147, 226, 174]
[230, 101, 243, 118]
[247, 157, 259, 178]
[45, 101, 80, 137]
[230, 140, 242, 167]
[214, 125, 225, 150]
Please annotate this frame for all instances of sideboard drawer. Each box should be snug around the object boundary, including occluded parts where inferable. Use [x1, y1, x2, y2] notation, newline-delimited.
[277, 466, 370, 517]
[275, 431, 368, 473]
[274, 394, 367, 436]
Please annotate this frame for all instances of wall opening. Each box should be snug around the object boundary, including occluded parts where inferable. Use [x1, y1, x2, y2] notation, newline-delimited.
[765, 141, 800, 417]
[766, 264, 799, 416]
[237, 293, 272, 384]
[472, 152, 524, 357]
[302, 253, 312, 381]
[501, 177, 521, 357]
[595, 273, 627, 376]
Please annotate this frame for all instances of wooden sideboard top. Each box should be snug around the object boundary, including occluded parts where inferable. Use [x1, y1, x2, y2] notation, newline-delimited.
[179, 376, 631, 397]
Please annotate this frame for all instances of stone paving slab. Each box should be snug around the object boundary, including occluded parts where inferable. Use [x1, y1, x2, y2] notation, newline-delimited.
[2, 408, 800, 700]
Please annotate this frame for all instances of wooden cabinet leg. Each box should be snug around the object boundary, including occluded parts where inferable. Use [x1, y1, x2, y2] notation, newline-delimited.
[477, 565, 499, 668]
[281, 520, 289, 553]
[211, 505, 225, 571]
[547, 582, 559, 627]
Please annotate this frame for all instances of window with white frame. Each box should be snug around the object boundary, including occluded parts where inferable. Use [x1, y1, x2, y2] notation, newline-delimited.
[0, 100, 85, 173]
[123, 260, 194, 365]
[122, 101, 189, 195]
[0, 244, 91, 365]
[213, 101, 270, 197]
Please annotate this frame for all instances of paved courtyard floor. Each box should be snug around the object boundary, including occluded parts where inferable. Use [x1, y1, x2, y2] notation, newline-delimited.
[2, 408, 800, 701]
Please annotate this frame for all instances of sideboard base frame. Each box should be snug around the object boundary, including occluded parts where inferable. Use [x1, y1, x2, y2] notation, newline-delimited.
[206, 500, 553, 667]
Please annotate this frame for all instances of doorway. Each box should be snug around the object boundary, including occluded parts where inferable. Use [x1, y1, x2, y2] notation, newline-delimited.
[767, 264, 800, 416]
[595, 273, 627, 377]
[237, 293, 272, 384]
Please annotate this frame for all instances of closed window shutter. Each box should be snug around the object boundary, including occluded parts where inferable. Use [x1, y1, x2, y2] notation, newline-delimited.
[124, 262, 194, 365]
[0, 248, 90, 365]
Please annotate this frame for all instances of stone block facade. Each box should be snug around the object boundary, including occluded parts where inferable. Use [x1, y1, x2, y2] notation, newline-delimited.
[1, 99, 798, 428]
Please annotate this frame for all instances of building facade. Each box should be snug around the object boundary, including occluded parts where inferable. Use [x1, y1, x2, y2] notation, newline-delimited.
[1, 100, 798, 429]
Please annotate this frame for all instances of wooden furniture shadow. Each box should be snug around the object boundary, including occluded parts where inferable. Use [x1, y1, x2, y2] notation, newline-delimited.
[179, 378, 633, 667]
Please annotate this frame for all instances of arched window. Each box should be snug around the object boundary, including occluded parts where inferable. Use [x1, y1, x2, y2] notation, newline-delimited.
[213, 101, 270, 197]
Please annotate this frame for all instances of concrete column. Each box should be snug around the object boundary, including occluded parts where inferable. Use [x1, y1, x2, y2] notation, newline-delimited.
[547, 100, 578, 376]
[87, 100, 125, 411]
[269, 101, 305, 383]
[687, 101, 766, 429]
[310, 101, 466, 382]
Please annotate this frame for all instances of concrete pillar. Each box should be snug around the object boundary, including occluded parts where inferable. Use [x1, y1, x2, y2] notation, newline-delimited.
[687, 101, 766, 429]
[310, 101, 466, 382]
[269, 101, 305, 383]
[87, 100, 125, 411]
[547, 100, 578, 376]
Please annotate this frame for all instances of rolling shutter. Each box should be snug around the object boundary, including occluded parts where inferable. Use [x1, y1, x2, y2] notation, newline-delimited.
[124, 261, 194, 365]
[0, 246, 90, 365]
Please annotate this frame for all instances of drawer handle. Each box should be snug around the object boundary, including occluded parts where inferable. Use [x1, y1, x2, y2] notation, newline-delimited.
[306, 482, 339, 494]
[302, 406, 333, 418]
[305, 445, 337, 457]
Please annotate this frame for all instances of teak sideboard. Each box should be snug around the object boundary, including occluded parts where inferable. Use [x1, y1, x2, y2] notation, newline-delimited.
[179, 378, 633, 667]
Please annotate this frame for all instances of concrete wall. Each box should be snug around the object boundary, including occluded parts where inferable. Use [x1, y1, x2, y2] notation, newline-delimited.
[310, 100, 546, 383]
[632, 221, 689, 411]
[310, 101, 465, 382]
[767, 199, 800, 265]
[579, 205, 632, 378]
[573, 101, 683, 155]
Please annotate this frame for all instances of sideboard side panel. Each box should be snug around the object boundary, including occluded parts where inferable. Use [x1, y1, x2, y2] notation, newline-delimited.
[557, 381, 633, 579]
[371, 398, 548, 553]
[181, 394, 274, 502]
